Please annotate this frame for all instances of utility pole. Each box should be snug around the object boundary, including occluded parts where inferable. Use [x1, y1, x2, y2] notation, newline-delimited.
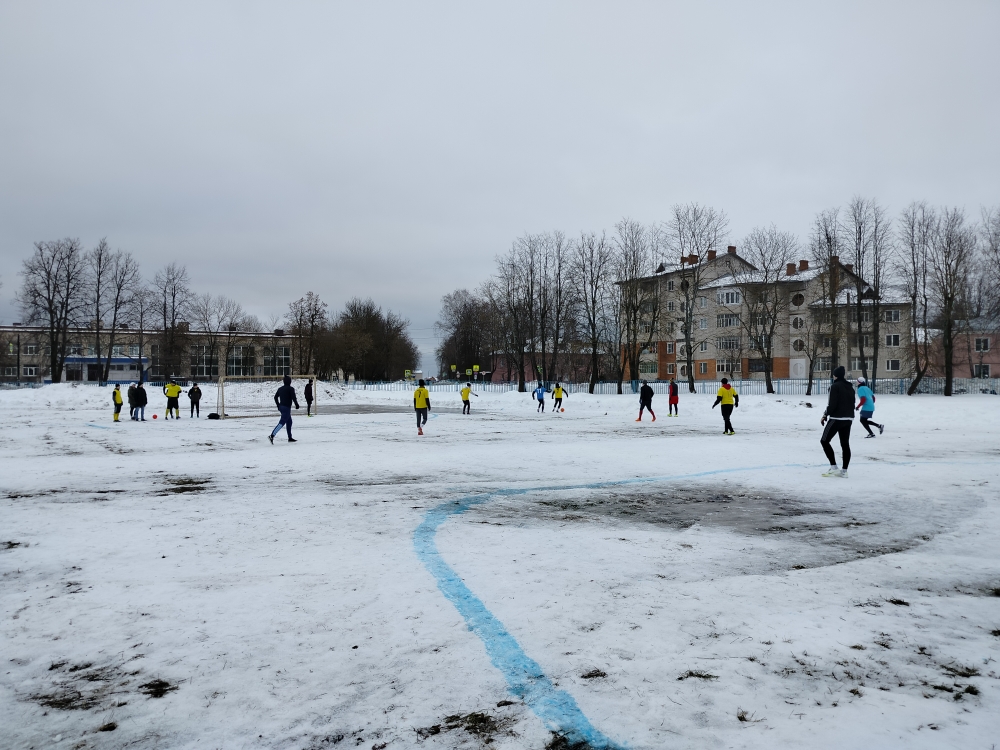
[16, 330, 21, 386]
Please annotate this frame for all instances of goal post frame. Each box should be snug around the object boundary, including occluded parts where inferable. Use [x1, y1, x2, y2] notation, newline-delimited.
[217, 374, 317, 419]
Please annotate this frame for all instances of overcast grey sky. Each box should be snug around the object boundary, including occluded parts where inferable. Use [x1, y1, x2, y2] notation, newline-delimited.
[2, 2, 997, 371]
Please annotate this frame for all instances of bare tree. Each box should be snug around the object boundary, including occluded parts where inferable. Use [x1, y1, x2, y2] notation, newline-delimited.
[842, 197, 875, 381]
[100, 250, 141, 382]
[538, 232, 573, 383]
[17, 239, 87, 382]
[123, 283, 156, 382]
[897, 203, 935, 394]
[732, 225, 798, 393]
[483, 243, 534, 391]
[982, 206, 1000, 320]
[866, 202, 893, 388]
[86, 238, 114, 379]
[810, 208, 844, 375]
[571, 231, 614, 392]
[153, 263, 192, 378]
[930, 207, 979, 396]
[434, 289, 492, 378]
[285, 292, 329, 374]
[614, 219, 659, 393]
[662, 203, 729, 392]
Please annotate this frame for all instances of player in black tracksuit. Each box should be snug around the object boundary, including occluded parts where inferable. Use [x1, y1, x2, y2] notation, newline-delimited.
[820, 366, 855, 477]
[636, 380, 656, 421]
[269, 375, 300, 444]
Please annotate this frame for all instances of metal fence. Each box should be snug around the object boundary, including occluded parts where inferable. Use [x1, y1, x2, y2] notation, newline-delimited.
[342, 377, 1000, 396]
[4, 377, 998, 396]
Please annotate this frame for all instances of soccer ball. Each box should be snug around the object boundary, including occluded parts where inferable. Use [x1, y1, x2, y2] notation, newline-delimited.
[153, 414, 158, 420]
[561, 408, 565, 412]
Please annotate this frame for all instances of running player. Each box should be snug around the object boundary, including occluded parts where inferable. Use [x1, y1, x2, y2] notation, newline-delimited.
[460, 382, 477, 414]
[163, 379, 182, 419]
[636, 380, 655, 422]
[414, 379, 431, 435]
[268, 375, 300, 444]
[552, 383, 566, 413]
[668, 377, 679, 417]
[533, 384, 547, 413]
[305, 379, 314, 417]
[855, 377, 884, 438]
[711, 378, 738, 434]
[820, 366, 854, 477]
[112, 384, 123, 422]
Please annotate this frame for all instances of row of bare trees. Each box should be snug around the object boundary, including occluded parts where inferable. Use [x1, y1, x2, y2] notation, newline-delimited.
[11, 238, 417, 382]
[438, 198, 999, 395]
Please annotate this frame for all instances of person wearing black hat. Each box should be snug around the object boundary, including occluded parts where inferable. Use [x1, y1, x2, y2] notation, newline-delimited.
[820, 365, 855, 477]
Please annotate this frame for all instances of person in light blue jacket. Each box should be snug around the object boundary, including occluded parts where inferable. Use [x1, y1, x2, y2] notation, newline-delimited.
[533, 384, 548, 413]
[855, 377, 884, 438]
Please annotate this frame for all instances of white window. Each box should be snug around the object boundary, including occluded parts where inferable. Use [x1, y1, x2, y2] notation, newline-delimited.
[644, 342, 658, 354]
[974, 364, 991, 378]
[698, 297, 708, 308]
[699, 318, 707, 330]
[792, 339, 806, 352]
[885, 334, 900, 347]
[791, 317, 805, 329]
[3, 367, 16, 377]
[975, 338, 990, 352]
[111, 344, 124, 356]
[716, 290, 741, 305]
[849, 335, 872, 349]
[716, 359, 740, 373]
[666, 301, 675, 312]
[699, 341, 708, 352]
[679, 365, 687, 377]
[666, 342, 674, 354]
[717, 314, 740, 328]
[129, 345, 140, 356]
[851, 357, 874, 371]
[23, 366, 37, 376]
[667, 280, 675, 291]
[813, 357, 832, 372]
[24, 344, 37, 355]
[666, 363, 675, 375]
[716, 336, 740, 351]
[638, 361, 657, 375]
[699, 361, 708, 375]
[884, 309, 900, 323]
[822, 337, 834, 348]
[885, 359, 901, 372]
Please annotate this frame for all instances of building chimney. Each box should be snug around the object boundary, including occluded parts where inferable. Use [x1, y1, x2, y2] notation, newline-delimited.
[707, 250, 717, 260]
[727, 245, 737, 254]
[830, 255, 839, 264]
[786, 263, 797, 276]
[799, 259, 809, 272]
[844, 263, 854, 273]
[689, 253, 699, 264]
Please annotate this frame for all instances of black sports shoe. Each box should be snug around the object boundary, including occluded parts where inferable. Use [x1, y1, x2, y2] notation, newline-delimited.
[268, 434, 274, 444]
[288, 438, 297, 442]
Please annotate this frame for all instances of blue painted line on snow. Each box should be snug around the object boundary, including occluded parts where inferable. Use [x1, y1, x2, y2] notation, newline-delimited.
[414, 462, 806, 748]
[84, 422, 111, 430]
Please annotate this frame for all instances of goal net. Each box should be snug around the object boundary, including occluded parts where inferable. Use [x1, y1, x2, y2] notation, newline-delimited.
[216, 375, 317, 419]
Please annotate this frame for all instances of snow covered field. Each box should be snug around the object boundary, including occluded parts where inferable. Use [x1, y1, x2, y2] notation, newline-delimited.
[2, 383, 999, 749]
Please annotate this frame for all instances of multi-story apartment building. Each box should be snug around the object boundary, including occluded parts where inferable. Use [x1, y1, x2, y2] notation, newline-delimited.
[630, 245, 913, 382]
[0, 323, 297, 383]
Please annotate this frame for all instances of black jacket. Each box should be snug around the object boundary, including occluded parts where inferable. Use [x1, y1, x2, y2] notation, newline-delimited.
[824, 378, 855, 419]
[639, 384, 654, 403]
[188, 386, 202, 402]
[304, 382, 313, 401]
[135, 386, 148, 407]
[274, 384, 299, 408]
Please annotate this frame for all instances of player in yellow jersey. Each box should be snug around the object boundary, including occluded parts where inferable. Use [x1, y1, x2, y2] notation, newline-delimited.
[552, 383, 567, 413]
[460, 382, 477, 415]
[163, 379, 183, 419]
[414, 379, 431, 435]
[711, 377, 739, 434]
[112, 384, 123, 422]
